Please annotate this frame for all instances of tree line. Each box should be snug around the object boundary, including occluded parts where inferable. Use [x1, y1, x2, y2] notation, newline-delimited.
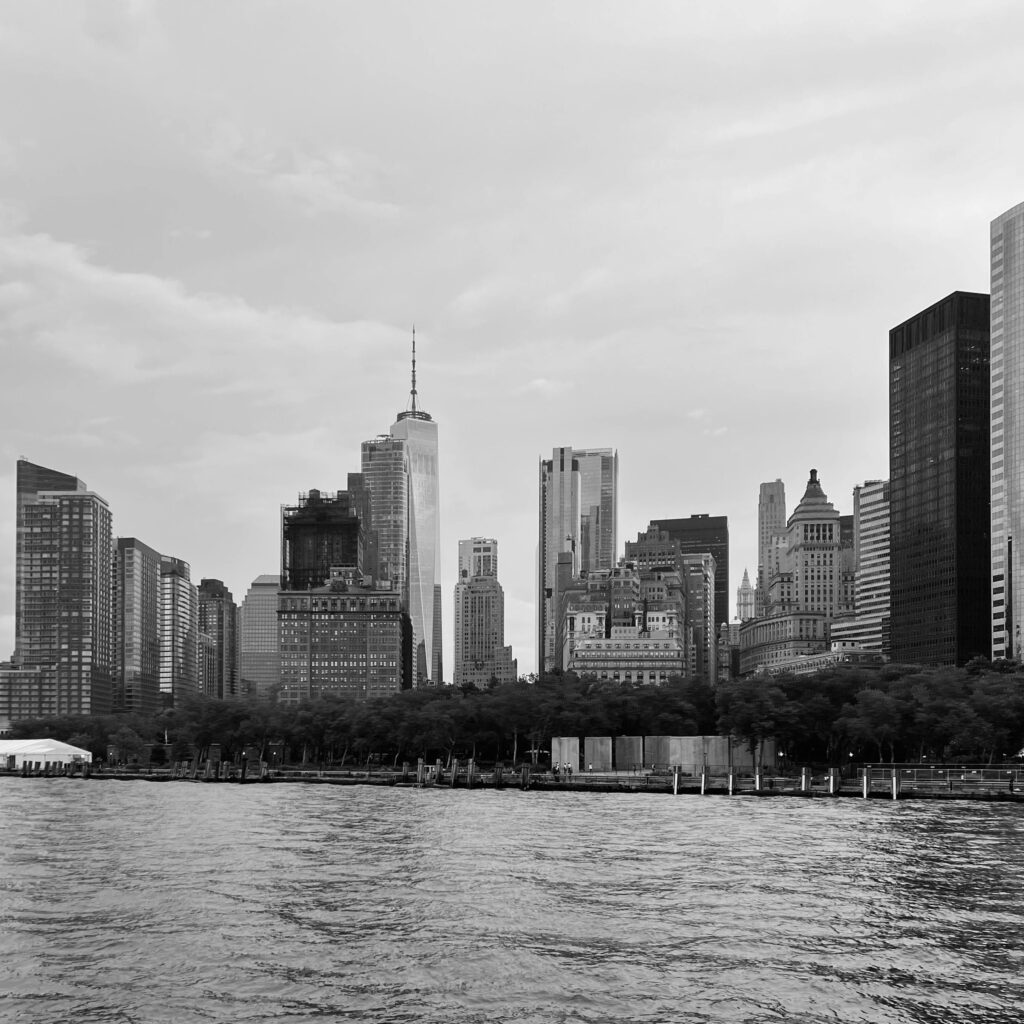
[9, 659, 1024, 768]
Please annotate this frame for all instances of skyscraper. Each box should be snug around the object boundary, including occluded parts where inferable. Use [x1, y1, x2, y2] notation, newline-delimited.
[238, 574, 281, 700]
[736, 568, 754, 622]
[574, 448, 618, 574]
[361, 436, 408, 590]
[536, 445, 619, 675]
[113, 537, 162, 716]
[830, 480, 890, 654]
[197, 579, 238, 700]
[991, 205, 1024, 660]
[458, 537, 498, 578]
[756, 480, 786, 617]
[538, 447, 581, 674]
[277, 572, 411, 703]
[738, 470, 855, 675]
[648, 514, 729, 630]
[890, 291, 990, 665]
[281, 488, 365, 591]
[360, 333, 442, 686]
[453, 538, 516, 688]
[159, 555, 198, 706]
[11, 459, 113, 716]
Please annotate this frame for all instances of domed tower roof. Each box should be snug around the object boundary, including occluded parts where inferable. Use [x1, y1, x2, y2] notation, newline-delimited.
[788, 468, 838, 524]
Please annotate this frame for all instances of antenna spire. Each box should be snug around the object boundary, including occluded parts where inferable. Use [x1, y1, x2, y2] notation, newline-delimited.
[410, 325, 418, 413]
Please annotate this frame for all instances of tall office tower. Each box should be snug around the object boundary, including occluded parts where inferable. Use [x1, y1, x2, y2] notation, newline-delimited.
[538, 447, 581, 674]
[680, 553, 717, 683]
[756, 481, 786, 616]
[649, 514, 729, 630]
[459, 537, 498, 578]
[281, 488, 364, 592]
[389, 338, 441, 687]
[361, 436, 408, 590]
[278, 571, 411, 703]
[736, 569, 755, 622]
[159, 555, 198, 706]
[11, 459, 113, 716]
[113, 538, 162, 715]
[991, 206, 1024, 659]
[831, 480, 891, 654]
[453, 543, 516, 688]
[889, 291, 990, 665]
[197, 579, 238, 700]
[574, 448, 619, 573]
[238, 574, 281, 700]
[360, 335, 442, 686]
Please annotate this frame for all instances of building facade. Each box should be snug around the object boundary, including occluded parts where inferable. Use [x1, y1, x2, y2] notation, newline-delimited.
[277, 574, 411, 703]
[829, 480, 891, 655]
[991, 205, 1024, 659]
[159, 555, 198, 706]
[574, 448, 619, 575]
[890, 291, 990, 665]
[113, 537, 162, 716]
[756, 480, 786, 617]
[648, 514, 729, 631]
[458, 537, 498, 578]
[391, 405, 442, 686]
[10, 460, 113, 716]
[739, 470, 855, 675]
[360, 435, 409, 595]
[197, 579, 238, 700]
[238, 574, 281, 701]
[453, 538, 515, 688]
[538, 447, 581, 674]
[281, 488, 366, 591]
[736, 568, 755, 622]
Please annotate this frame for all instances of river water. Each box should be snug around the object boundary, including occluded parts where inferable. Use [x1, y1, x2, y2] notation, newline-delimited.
[1, 780, 1022, 1023]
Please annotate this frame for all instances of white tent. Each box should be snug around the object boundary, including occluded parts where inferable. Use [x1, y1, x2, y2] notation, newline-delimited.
[0, 738, 93, 768]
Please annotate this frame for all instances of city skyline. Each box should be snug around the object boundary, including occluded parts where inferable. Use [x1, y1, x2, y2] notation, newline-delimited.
[3, 3, 1022, 676]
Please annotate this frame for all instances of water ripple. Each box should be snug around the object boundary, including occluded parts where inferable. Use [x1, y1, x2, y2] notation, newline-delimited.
[2, 780, 1023, 1022]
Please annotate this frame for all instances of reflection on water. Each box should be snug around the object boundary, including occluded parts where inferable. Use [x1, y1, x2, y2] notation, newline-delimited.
[1, 781, 1023, 1023]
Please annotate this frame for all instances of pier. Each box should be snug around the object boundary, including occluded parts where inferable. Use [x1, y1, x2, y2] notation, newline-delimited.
[5, 759, 1024, 801]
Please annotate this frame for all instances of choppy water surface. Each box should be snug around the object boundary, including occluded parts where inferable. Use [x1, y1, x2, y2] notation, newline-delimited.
[1, 781, 1023, 1023]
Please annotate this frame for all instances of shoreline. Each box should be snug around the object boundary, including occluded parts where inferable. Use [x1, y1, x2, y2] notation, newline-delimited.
[5, 766, 1024, 803]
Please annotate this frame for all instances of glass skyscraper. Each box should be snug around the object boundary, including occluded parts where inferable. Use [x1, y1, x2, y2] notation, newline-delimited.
[889, 291, 990, 665]
[537, 445, 619, 675]
[991, 203, 1024, 659]
[361, 334, 442, 686]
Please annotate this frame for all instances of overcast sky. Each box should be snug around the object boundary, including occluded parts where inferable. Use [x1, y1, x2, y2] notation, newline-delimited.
[1, 1, 1021, 678]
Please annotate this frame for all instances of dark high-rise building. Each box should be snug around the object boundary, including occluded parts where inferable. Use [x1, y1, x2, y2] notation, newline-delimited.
[648, 514, 729, 630]
[889, 291, 990, 665]
[10, 459, 113, 716]
[113, 538, 162, 716]
[198, 579, 238, 700]
[281, 488, 365, 592]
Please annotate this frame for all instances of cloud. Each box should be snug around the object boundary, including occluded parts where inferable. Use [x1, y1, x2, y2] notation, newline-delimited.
[516, 378, 574, 398]
[202, 122, 401, 221]
[0, 227, 400, 402]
